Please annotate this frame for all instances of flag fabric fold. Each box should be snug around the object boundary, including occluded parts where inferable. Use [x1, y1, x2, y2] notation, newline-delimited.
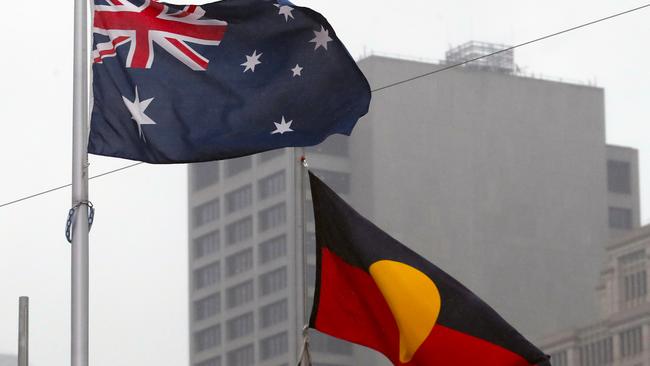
[88, 0, 370, 163]
[308, 172, 550, 366]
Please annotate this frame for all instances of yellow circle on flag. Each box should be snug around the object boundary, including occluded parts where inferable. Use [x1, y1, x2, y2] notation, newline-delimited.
[369, 260, 442, 363]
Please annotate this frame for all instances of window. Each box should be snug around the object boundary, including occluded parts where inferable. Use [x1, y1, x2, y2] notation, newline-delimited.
[579, 337, 613, 366]
[227, 344, 254, 366]
[259, 235, 287, 264]
[620, 327, 643, 358]
[608, 160, 632, 194]
[191, 161, 219, 191]
[260, 267, 287, 296]
[311, 169, 350, 194]
[259, 203, 286, 232]
[623, 270, 647, 303]
[227, 312, 254, 340]
[194, 199, 220, 227]
[194, 261, 220, 290]
[305, 232, 316, 255]
[226, 248, 253, 277]
[306, 134, 349, 157]
[227, 280, 254, 308]
[258, 149, 284, 163]
[311, 332, 353, 355]
[260, 299, 288, 328]
[550, 350, 568, 366]
[226, 216, 253, 246]
[194, 231, 220, 259]
[619, 250, 647, 305]
[307, 264, 316, 287]
[194, 293, 220, 321]
[194, 324, 221, 352]
[609, 207, 633, 229]
[260, 332, 288, 360]
[196, 356, 221, 366]
[226, 185, 252, 214]
[225, 156, 252, 177]
[259, 171, 286, 200]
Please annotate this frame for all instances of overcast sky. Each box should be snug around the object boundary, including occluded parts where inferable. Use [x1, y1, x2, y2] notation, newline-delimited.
[0, 0, 648, 365]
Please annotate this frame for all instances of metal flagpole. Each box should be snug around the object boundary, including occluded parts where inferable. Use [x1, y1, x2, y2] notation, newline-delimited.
[18, 297, 28, 366]
[294, 148, 311, 366]
[72, 0, 90, 363]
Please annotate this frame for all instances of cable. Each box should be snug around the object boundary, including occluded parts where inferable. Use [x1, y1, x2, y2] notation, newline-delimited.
[0, 162, 143, 209]
[371, 3, 650, 93]
[1, 3, 649, 209]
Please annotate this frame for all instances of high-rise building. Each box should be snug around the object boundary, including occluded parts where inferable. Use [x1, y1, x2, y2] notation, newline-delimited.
[188, 44, 640, 366]
[188, 139, 355, 366]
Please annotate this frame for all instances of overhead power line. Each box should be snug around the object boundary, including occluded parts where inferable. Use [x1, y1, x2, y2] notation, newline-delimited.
[1, 3, 649, 209]
[0, 162, 143, 209]
[371, 3, 650, 93]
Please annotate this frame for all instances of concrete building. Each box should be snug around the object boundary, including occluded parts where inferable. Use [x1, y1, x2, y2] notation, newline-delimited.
[540, 225, 650, 366]
[607, 146, 642, 239]
[187, 140, 355, 366]
[188, 42, 640, 366]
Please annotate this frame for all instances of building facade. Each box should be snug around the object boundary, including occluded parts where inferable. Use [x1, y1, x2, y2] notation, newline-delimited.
[188, 46, 640, 366]
[606, 145, 641, 239]
[188, 138, 355, 366]
[541, 225, 650, 366]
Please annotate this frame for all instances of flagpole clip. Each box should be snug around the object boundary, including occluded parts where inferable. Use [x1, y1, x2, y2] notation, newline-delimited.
[300, 155, 309, 168]
[65, 200, 95, 244]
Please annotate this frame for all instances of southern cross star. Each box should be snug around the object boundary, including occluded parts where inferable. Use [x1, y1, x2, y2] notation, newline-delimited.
[310, 26, 333, 50]
[291, 64, 303, 77]
[241, 50, 262, 72]
[122, 86, 156, 141]
[276, 4, 294, 21]
[271, 116, 294, 135]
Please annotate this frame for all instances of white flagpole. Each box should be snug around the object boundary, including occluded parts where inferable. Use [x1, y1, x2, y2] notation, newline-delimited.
[71, 0, 90, 363]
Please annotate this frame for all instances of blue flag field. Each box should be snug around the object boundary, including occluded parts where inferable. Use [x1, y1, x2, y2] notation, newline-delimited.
[88, 0, 371, 163]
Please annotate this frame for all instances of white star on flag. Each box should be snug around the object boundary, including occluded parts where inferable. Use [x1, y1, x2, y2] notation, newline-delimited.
[271, 116, 294, 135]
[241, 50, 262, 72]
[310, 26, 333, 50]
[291, 64, 303, 77]
[122, 86, 156, 141]
[276, 4, 294, 21]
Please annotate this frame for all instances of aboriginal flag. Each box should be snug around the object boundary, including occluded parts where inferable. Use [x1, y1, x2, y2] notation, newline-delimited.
[308, 172, 550, 366]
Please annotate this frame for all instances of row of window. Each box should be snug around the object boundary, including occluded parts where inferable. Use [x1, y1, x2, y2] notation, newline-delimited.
[191, 150, 288, 193]
[190, 136, 350, 194]
[193, 269, 288, 320]
[561, 327, 644, 366]
[193, 168, 351, 230]
[194, 262, 287, 302]
[195, 298, 288, 333]
[201, 205, 285, 249]
[194, 202, 286, 239]
[194, 333, 289, 364]
[194, 234, 287, 276]
[192, 171, 285, 228]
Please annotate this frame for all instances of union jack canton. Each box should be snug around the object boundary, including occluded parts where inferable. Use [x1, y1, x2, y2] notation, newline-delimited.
[88, 0, 371, 163]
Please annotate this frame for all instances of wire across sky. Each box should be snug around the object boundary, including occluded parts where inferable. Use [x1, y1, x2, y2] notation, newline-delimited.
[1, 2, 649, 209]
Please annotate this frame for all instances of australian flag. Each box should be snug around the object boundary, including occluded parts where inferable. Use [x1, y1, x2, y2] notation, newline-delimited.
[88, 0, 371, 163]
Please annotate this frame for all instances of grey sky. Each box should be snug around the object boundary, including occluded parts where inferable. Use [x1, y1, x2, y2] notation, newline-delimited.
[0, 0, 647, 365]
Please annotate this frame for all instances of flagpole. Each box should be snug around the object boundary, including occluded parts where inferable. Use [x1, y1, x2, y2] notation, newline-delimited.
[72, 0, 90, 364]
[294, 148, 310, 366]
